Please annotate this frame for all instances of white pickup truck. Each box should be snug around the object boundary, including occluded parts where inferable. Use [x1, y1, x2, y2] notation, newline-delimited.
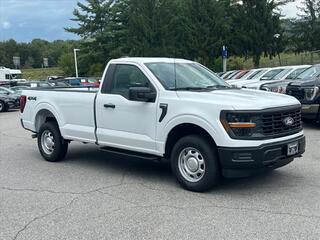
[20, 58, 305, 192]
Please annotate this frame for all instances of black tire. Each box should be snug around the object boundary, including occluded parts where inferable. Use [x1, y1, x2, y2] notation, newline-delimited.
[171, 135, 220, 192]
[0, 101, 8, 112]
[37, 121, 68, 162]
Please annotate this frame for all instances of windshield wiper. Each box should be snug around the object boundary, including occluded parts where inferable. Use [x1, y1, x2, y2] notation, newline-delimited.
[172, 85, 232, 91]
[173, 87, 208, 91]
[206, 85, 232, 89]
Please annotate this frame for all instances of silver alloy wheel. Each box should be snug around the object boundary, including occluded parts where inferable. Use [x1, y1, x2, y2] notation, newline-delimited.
[178, 147, 206, 182]
[41, 130, 55, 155]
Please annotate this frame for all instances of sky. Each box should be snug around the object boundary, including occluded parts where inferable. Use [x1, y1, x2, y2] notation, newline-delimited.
[0, 0, 304, 43]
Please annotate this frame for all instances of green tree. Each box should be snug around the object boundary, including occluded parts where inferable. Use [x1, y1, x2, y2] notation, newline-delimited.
[182, 0, 233, 67]
[24, 57, 35, 68]
[58, 53, 75, 76]
[66, 0, 116, 70]
[230, 0, 291, 67]
[291, 0, 320, 52]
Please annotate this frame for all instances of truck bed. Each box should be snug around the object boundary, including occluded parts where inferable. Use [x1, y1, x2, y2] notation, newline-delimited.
[21, 87, 98, 143]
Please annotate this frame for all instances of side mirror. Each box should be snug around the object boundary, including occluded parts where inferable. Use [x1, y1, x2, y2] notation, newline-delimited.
[129, 87, 156, 102]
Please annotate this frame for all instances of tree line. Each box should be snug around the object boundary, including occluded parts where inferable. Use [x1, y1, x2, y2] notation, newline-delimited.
[0, 39, 77, 69]
[0, 0, 319, 76]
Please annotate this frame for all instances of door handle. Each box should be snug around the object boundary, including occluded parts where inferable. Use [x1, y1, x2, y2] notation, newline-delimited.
[104, 103, 116, 109]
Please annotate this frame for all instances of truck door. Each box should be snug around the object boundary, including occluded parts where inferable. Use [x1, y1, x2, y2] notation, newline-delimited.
[95, 63, 158, 155]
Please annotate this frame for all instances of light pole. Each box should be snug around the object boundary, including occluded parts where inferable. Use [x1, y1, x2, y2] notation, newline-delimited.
[274, 34, 281, 66]
[73, 48, 80, 78]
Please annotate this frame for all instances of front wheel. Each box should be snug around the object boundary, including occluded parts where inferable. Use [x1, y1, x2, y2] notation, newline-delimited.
[0, 101, 8, 112]
[171, 135, 220, 192]
[37, 122, 68, 162]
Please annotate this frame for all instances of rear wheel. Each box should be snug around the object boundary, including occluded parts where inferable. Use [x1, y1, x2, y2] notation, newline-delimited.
[37, 122, 68, 162]
[171, 135, 220, 192]
[0, 101, 8, 112]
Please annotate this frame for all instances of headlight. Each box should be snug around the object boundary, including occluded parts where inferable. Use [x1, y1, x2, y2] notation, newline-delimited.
[271, 86, 285, 93]
[260, 86, 270, 91]
[261, 86, 285, 93]
[220, 112, 258, 138]
[304, 87, 319, 101]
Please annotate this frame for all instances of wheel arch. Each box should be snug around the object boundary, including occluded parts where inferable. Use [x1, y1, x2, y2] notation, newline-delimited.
[164, 122, 217, 159]
[34, 109, 59, 132]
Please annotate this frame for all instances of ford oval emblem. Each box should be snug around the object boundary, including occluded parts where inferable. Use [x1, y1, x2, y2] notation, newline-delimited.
[283, 117, 294, 126]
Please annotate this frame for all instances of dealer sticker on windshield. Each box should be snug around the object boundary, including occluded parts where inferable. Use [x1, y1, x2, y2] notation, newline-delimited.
[287, 142, 299, 156]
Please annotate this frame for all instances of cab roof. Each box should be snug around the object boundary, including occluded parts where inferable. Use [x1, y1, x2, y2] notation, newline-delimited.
[111, 57, 194, 64]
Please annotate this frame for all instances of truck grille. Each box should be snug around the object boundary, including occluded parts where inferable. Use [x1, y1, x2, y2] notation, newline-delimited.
[261, 108, 302, 137]
[287, 86, 304, 100]
[288, 88, 304, 100]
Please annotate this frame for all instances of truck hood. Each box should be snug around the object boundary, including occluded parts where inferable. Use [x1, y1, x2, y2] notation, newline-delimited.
[288, 78, 320, 87]
[177, 89, 300, 110]
[227, 78, 261, 87]
[243, 79, 284, 89]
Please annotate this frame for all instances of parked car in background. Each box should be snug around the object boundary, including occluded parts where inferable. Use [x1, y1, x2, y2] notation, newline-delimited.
[260, 65, 312, 93]
[47, 80, 71, 87]
[224, 70, 241, 80]
[286, 64, 320, 122]
[228, 66, 307, 89]
[221, 70, 236, 79]
[232, 70, 250, 80]
[242, 65, 311, 90]
[47, 76, 65, 81]
[10, 86, 31, 94]
[226, 68, 271, 86]
[0, 87, 20, 112]
[80, 78, 100, 87]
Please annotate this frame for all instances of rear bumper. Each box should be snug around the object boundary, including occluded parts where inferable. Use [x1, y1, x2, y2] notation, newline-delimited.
[217, 135, 306, 178]
[301, 104, 319, 120]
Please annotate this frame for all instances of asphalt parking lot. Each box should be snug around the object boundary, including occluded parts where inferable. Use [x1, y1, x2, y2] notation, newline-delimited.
[1, 110, 320, 240]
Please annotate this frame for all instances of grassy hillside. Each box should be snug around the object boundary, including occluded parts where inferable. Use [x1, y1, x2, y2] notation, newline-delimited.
[22, 67, 64, 80]
[227, 51, 320, 71]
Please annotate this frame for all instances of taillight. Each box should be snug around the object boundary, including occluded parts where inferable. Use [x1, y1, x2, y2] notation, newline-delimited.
[20, 95, 27, 113]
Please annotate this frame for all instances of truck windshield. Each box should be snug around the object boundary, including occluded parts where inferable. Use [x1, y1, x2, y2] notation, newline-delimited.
[261, 69, 286, 80]
[247, 69, 267, 80]
[145, 62, 230, 90]
[296, 65, 320, 80]
[10, 74, 23, 79]
[285, 67, 309, 80]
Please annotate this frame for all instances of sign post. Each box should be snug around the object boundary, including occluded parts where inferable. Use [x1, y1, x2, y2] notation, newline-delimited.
[222, 46, 228, 72]
[13, 56, 20, 69]
[43, 58, 49, 68]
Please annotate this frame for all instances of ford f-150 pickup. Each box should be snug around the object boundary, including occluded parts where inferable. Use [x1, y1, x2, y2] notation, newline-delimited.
[20, 58, 306, 192]
[286, 64, 320, 122]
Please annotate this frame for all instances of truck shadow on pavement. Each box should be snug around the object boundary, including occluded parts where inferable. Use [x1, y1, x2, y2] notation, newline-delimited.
[302, 121, 320, 130]
[62, 143, 302, 194]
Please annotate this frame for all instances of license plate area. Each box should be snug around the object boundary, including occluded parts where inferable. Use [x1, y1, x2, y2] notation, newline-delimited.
[287, 142, 299, 156]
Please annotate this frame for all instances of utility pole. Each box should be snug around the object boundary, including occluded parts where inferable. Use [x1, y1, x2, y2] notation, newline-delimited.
[74, 49, 80, 78]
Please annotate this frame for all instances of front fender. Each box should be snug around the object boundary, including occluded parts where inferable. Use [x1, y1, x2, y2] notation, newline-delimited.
[159, 114, 221, 154]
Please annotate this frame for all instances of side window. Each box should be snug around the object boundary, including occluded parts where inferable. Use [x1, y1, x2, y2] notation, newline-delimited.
[111, 64, 151, 99]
